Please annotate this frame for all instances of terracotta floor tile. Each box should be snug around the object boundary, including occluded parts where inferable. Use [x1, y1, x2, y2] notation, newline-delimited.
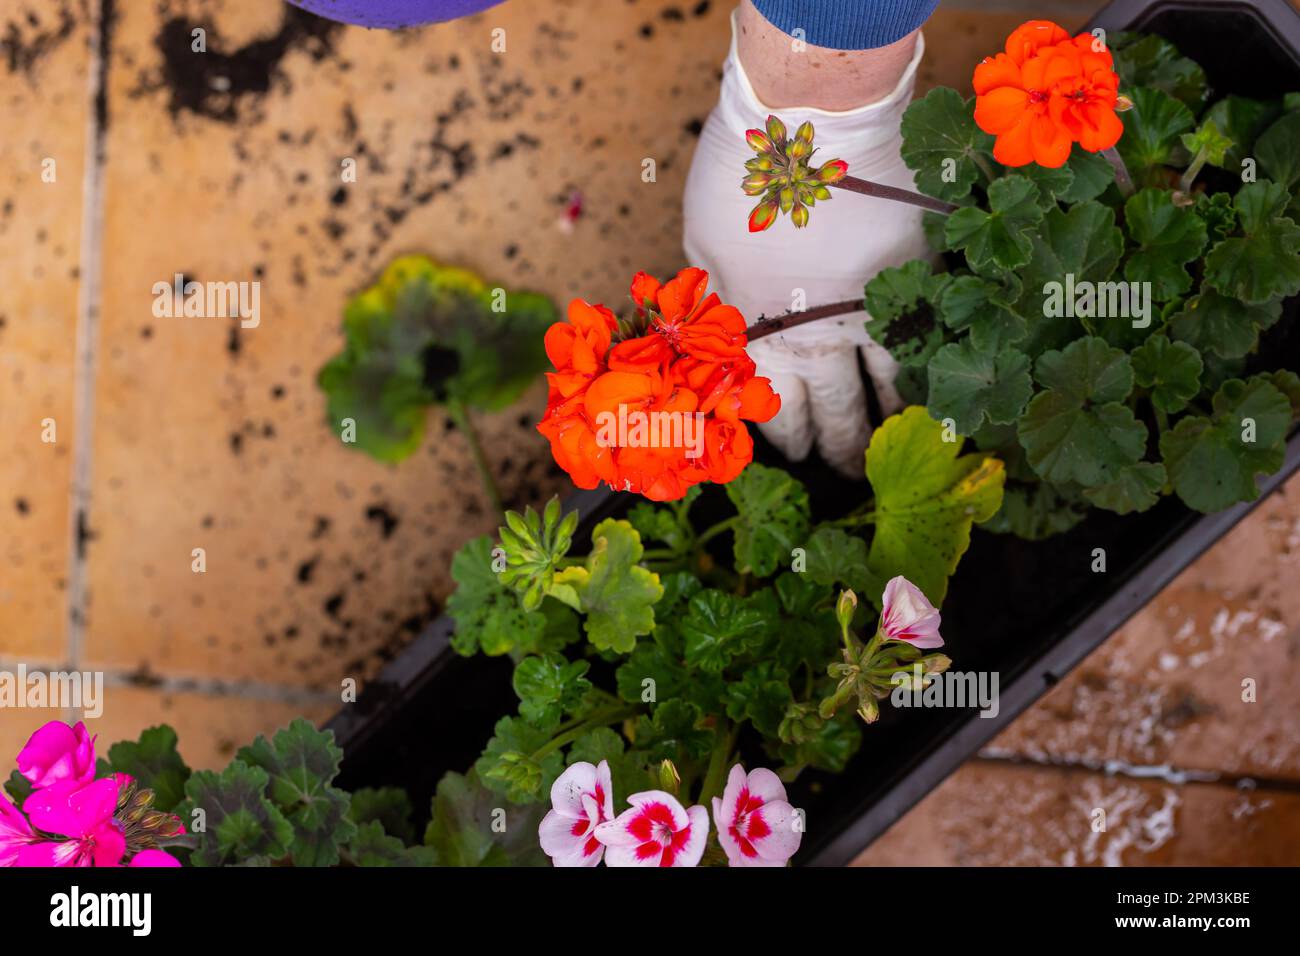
[0, 0, 91, 664]
[78, 684, 332, 772]
[855, 761, 1300, 867]
[82, 0, 738, 686]
[987, 474, 1300, 783]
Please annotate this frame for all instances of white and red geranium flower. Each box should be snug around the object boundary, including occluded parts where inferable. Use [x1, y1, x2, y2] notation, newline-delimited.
[540, 760, 805, 868]
[711, 765, 801, 867]
[538, 760, 615, 867]
[594, 790, 709, 867]
[878, 575, 944, 649]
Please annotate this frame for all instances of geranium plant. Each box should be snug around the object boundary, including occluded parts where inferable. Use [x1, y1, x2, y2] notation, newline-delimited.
[439, 402, 1002, 865]
[746, 21, 1300, 538]
[319, 255, 557, 513]
[2, 718, 543, 868]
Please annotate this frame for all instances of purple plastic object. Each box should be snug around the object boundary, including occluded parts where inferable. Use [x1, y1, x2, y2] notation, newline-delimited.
[286, 0, 506, 29]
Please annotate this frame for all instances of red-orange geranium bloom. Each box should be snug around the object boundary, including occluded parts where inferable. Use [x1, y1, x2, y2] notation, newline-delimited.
[538, 269, 779, 501]
[973, 20, 1123, 168]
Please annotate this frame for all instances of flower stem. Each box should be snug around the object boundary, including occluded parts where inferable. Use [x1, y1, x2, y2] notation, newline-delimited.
[698, 718, 739, 806]
[747, 297, 864, 342]
[532, 705, 639, 761]
[971, 151, 997, 184]
[695, 515, 740, 548]
[833, 175, 959, 215]
[447, 398, 505, 521]
[1179, 147, 1209, 194]
[827, 509, 877, 528]
[1101, 146, 1135, 198]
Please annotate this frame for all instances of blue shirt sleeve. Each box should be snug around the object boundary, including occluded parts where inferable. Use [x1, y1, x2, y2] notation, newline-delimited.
[751, 0, 940, 50]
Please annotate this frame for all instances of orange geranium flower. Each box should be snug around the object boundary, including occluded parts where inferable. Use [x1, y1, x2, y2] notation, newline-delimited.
[538, 269, 779, 501]
[973, 20, 1123, 168]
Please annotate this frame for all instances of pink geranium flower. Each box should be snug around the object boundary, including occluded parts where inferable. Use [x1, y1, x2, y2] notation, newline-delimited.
[127, 849, 181, 867]
[538, 760, 615, 867]
[595, 790, 709, 867]
[879, 576, 943, 649]
[17, 777, 125, 867]
[0, 793, 35, 866]
[711, 765, 802, 867]
[17, 721, 97, 789]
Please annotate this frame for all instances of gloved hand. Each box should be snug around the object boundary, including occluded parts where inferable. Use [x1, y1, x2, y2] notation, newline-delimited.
[683, 18, 932, 476]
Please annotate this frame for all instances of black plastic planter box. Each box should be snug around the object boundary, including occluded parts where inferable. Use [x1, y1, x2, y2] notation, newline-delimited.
[328, 0, 1300, 865]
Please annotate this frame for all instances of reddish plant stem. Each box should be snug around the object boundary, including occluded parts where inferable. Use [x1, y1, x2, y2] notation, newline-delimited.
[1101, 146, 1135, 197]
[833, 175, 959, 215]
[748, 298, 864, 341]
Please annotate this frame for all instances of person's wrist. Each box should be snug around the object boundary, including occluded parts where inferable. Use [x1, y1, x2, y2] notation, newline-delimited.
[736, 0, 920, 110]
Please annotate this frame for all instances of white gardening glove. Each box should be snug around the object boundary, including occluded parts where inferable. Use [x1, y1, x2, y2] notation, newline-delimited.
[683, 19, 932, 476]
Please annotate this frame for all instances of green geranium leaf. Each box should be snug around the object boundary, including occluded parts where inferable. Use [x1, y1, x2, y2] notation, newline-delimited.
[981, 481, 1089, 539]
[1131, 335, 1203, 413]
[1019, 162, 1075, 207]
[936, 275, 1027, 353]
[922, 210, 951, 253]
[616, 641, 686, 705]
[1035, 335, 1134, 402]
[1201, 95, 1281, 169]
[318, 255, 555, 462]
[4, 770, 32, 807]
[635, 700, 713, 762]
[627, 488, 700, 556]
[1060, 148, 1117, 203]
[1169, 288, 1282, 359]
[178, 761, 294, 867]
[565, 727, 624, 767]
[1204, 181, 1300, 304]
[1197, 191, 1238, 240]
[1264, 369, 1300, 419]
[865, 406, 1006, 605]
[1256, 111, 1300, 190]
[1111, 33, 1208, 109]
[425, 770, 547, 866]
[103, 725, 191, 813]
[347, 787, 416, 844]
[447, 535, 544, 657]
[863, 261, 950, 367]
[926, 340, 1033, 434]
[802, 526, 870, 593]
[475, 716, 564, 805]
[1014, 201, 1124, 356]
[1117, 87, 1194, 182]
[513, 654, 592, 728]
[498, 498, 578, 612]
[551, 519, 663, 654]
[348, 820, 438, 867]
[236, 719, 356, 868]
[944, 175, 1043, 272]
[774, 570, 829, 617]
[725, 464, 811, 577]
[1123, 188, 1208, 301]
[1180, 118, 1234, 169]
[899, 87, 995, 202]
[724, 662, 792, 737]
[1081, 461, 1167, 514]
[1160, 376, 1291, 512]
[1018, 338, 1146, 487]
[776, 711, 861, 774]
[1019, 392, 1147, 488]
[681, 589, 772, 672]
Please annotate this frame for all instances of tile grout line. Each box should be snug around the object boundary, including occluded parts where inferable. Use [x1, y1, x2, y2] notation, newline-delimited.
[0, 657, 339, 708]
[974, 752, 1300, 796]
[64, 0, 114, 718]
